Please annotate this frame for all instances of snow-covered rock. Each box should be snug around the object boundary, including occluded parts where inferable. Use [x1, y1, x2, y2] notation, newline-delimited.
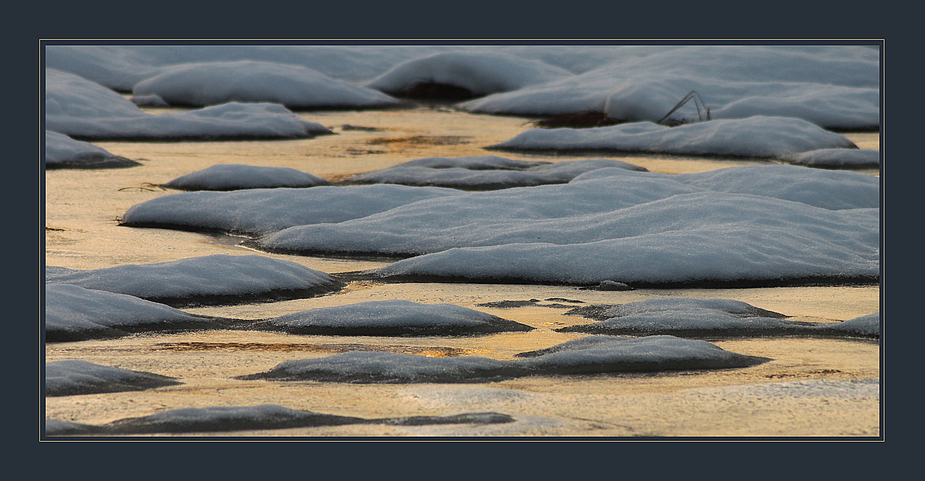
[488, 116, 858, 159]
[366, 51, 574, 98]
[237, 335, 768, 383]
[45, 284, 218, 342]
[133, 60, 401, 109]
[46, 360, 181, 396]
[347, 157, 646, 189]
[45, 255, 342, 307]
[164, 164, 330, 191]
[46, 69, 331, 140]
[120, 183, 463, 236]
[253, 300, 534, 336]
[44, 130, 140, 169]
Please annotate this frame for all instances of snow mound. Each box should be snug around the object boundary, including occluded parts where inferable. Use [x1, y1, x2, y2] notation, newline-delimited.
[121, 183, 463, 236]
[46, 360, 181, 396]
[460, 46, 879, 130]
[164, 164, 329, 191]
[253, 299, 534, 336]
[783, 149, 880, 169]
[488, 116, 858, 159]
[46, 69, 331, 140]
[557, 299, 879, 339]
[133, 60, 401, 109]
[238, 335, 768, 383]
[366, 51, 573, 99]
[45, 284, 219, 342]
[45, 255, 342, 307]
[45, 404, 514, 435]
[827, 312, 880, 337]
[347, 157, 647, 189]
[44, 130, 141, 169]
[369, 192, 878, 287]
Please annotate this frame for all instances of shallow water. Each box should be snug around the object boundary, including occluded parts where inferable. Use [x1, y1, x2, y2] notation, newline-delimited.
[44, 106, 881, 437]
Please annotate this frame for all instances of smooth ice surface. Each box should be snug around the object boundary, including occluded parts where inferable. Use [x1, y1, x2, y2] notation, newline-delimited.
[257, 299, 534, 336]
[164, 164, 330, 191]
[133, 60, 401, 109]
[784, 149, 880, 168]
[121, 183, 463, 235]
[44, 130, 140, 169]
[239, 335, 768, 383]
[347, 157, 647, 189]
[45, 284, 212, 341]
[46, 360, 181, 396]
[366, 51, 573, 97]
[45, 255, 340, 306]
[488, 116, 858, 159]
[46, 69, 330, 140]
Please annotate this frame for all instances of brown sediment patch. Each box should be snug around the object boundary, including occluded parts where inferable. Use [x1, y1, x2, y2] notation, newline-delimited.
[151, 341, 475, 358]
[366, 135, 472, 149]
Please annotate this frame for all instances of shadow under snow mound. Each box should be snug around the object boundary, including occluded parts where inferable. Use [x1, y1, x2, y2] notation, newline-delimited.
[237, 335, 769, 384]
[250, 300, 534, 336]
[46, 360, 181, 396]
[45, 255, 342, 307]
[45, 405, 513, 436]
[558, 298, 880, 339]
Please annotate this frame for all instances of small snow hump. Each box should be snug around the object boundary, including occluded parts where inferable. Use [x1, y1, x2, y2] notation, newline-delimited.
[237, 335, 768, 384]
[46, 360, 181, 396]
[253, 299, 534, 337]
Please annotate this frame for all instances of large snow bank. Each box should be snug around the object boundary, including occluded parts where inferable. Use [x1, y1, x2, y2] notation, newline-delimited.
[44, 130, 140, 169]
[46, 360, 181, 396]
[347, 156, 646, 189]
[237, 335, 768, 383]
[46, 69, 331, 140]
[45, 284, 217, 342]
[366, 51, 574, 98]
[164, 164, 330, 191]
[256, 167, 878, 273]
[133, 60, 401, 109]
[488, 116, 858, 159]
[45, 255, 342, 307]
[253, 300, 534, 336]
[120, 183, 463, 235]
[558, 298, 879, 339]
[369, 196, 878, 287]
[461, 46, 879, 130]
